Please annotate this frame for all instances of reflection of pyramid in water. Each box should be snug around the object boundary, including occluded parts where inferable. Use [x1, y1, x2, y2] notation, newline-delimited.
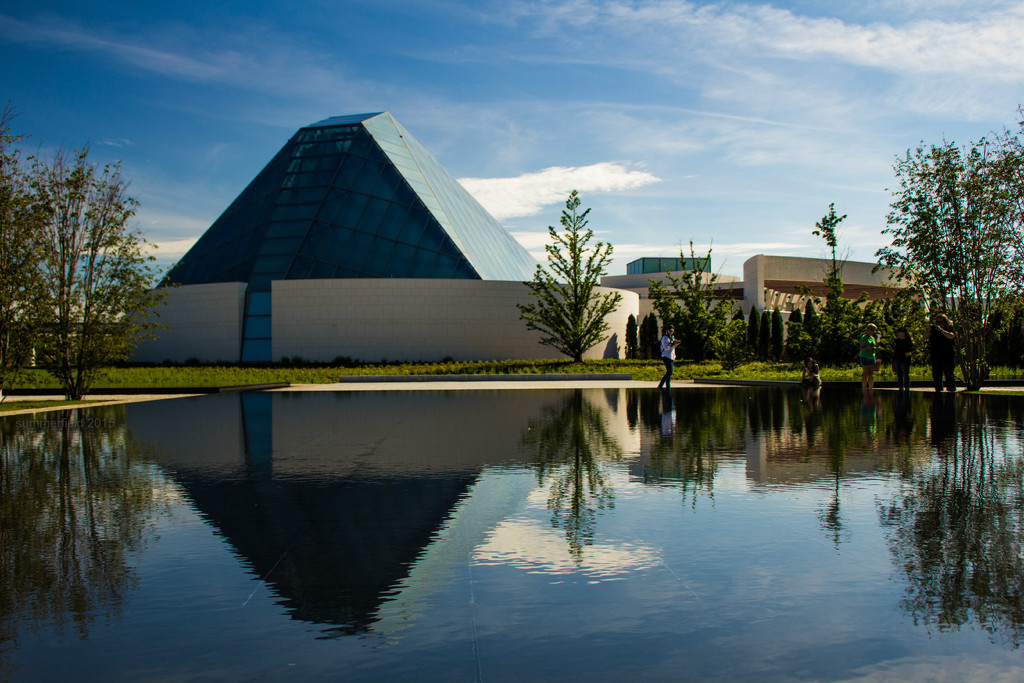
[164, 112, 536, 290]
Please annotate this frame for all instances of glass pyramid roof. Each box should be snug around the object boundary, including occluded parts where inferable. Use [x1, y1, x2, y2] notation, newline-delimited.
[163, 112, 537, 290]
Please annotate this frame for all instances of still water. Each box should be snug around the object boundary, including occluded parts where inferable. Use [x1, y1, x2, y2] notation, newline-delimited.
[2, 387, 1024, 682]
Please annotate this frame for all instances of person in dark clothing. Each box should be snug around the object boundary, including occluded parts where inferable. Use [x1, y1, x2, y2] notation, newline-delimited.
[800, 357, 821, 389]
[893, 327, 914, 393]
[925, 314, 956, 392]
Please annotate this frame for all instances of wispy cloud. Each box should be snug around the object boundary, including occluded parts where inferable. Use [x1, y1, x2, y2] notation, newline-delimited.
[487, 0, 1024, 121]
[497, 0, 1024, 79]
[0, 14, 236, 80]
[97, 137, 132, 147]
[460, 162, 660, 220]
[744, 5, 1024, 78]
[0, 12, 382, 107]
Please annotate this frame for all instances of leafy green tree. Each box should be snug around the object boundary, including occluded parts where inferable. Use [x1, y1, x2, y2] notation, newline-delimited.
[518, 190, 622, 363]
[783, 308, 802, 361]
[0, 106, 42, 401]
[878, 127, 1023, 389]
[993, 109, 1024, 290]
[878, 289, 928, 364]
[30, 147, 166, 400]
[625, 313, 638, 360]
[995, 301, 1024, 368]
[986, 306, 1012, 367]
[717, 318, 751, 371]
[770, 307, 784, 361]
[648, 242, 734, 361]
[1011, 306, 1024, 367]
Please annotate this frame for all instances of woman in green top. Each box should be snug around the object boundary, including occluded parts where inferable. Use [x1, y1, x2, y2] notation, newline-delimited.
[859, 323, 880, 392]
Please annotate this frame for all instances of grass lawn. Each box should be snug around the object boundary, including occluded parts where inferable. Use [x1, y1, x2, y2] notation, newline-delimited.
[4, 361, 1020, 413]
[4, 359, 992, 390]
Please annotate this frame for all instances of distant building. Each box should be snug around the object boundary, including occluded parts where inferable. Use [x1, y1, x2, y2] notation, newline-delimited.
[603, 254, 899, 320]
[741, 255, 899, 315]
[626, 257, 710, 275]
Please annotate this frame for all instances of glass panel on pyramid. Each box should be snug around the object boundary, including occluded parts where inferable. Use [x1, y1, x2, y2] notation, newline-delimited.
[162, 112, 537, 362]
[164, 112, 536, 289]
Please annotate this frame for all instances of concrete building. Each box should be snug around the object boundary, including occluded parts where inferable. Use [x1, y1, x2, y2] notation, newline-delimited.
[132, 113, 900, 365]
[133, 112, 637, 364]
[602, 255, 899, 321]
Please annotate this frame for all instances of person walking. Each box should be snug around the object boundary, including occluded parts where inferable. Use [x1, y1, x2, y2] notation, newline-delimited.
[657, 324, 681, 390]
[859, 323, 880, 392]
[893, 327, 914, 393]
[926, 314, 956, 392]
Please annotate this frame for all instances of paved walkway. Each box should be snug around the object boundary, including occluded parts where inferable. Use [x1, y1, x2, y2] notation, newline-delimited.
[275, 380, 670, 392]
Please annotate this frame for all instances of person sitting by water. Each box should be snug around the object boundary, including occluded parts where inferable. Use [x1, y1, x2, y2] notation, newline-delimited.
[801, 357, 821, 389]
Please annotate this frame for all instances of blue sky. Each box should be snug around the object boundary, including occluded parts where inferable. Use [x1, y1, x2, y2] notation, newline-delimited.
[3, 0, 1023, 277]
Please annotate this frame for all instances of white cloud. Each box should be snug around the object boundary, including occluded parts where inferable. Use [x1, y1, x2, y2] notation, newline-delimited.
[475, 517, 662, 577]
[134, 207, 211, 240]
[143, 237, 197, 261]
[506, 0, 1024, 81]
[459, 161, 660, 220]
[741, 4, 1024, 79]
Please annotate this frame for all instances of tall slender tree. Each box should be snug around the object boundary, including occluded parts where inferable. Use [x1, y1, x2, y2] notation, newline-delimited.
[758, 309, 771, 360]
[770, 307, 784, 361]
[803, 299, 820, 351]
[625, 313, 638, 360]
[518, 190, 622, 362]
[747, 306, 760, 351]
[809, 204, 869, 364]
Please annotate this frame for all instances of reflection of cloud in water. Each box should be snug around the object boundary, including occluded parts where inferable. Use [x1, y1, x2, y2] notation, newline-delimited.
[833, 656, 1024, 683]
[475, 487, 661, 579]
[475, 520, 661, 579]
[371, 469, 537, 636]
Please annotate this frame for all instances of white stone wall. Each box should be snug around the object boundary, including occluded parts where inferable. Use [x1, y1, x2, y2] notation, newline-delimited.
[131, 282, 245, 363]
[271, 279, 639, 363]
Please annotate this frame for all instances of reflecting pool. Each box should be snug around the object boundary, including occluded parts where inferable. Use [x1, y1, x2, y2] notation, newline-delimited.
[3, 387, 1024, 681]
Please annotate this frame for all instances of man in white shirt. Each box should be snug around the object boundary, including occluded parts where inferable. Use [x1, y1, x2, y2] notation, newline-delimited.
[657, 324, 681, 390]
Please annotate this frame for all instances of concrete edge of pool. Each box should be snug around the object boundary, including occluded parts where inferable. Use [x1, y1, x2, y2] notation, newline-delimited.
[5, 375, 1024, 417]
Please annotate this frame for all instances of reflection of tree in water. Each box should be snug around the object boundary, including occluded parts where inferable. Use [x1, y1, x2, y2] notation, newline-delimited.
[881, 394, 1024, 647]
[641, 389, 749, 507]
[0, 407, 163, 672]
[521, 391, 622, 562]
[640, 387, 933, 545]
[796, 388, 927, 548]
